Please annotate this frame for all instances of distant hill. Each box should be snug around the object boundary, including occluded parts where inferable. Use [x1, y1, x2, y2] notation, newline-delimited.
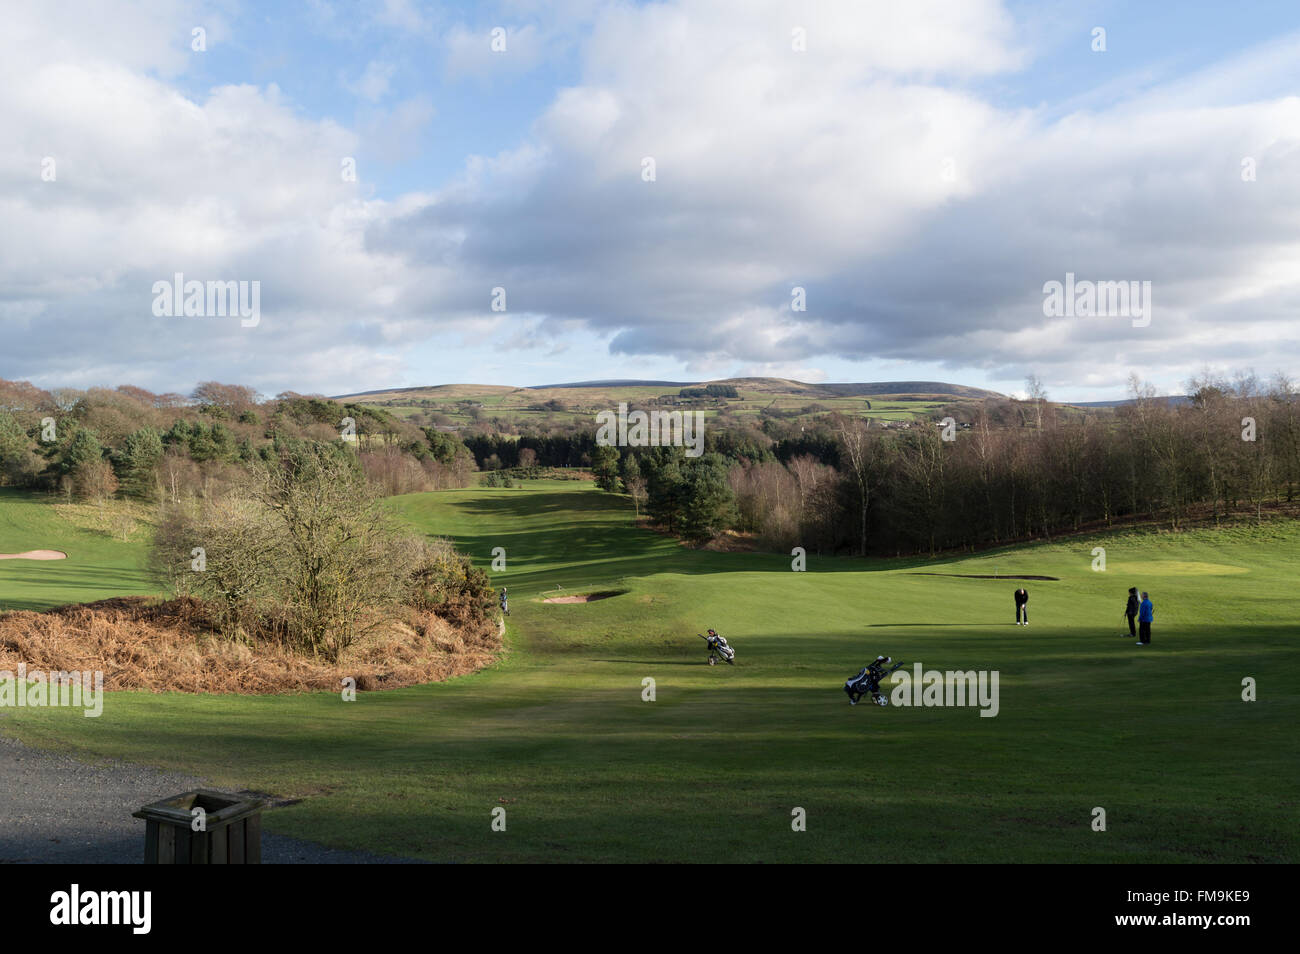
[527, 379, 693, 389]
[1068, 396, 1191, 408]
[816, 381, 1002, 399]
[330, 377, 1007, 430]
[335, 383, 519, 400]
[336, 378, 1002, 401]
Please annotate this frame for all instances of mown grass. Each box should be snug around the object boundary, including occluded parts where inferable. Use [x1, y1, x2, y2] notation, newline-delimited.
[1, 480, 1296, 862]
[0, 488, 156, 612]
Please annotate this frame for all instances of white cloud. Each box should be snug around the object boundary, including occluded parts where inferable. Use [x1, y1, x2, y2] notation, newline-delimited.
[377, 1, 1300, 392]
[2, 0, 1299, 398]
[371, 0, 431, 34]
[347, 60, 398, 101]
[358, 96, 437, 161]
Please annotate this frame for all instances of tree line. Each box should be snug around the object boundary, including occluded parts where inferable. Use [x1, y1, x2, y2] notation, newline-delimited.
[590, 373, 1300, 556]
[0, 380, 477, 502]
[6, 373, 1298, 558]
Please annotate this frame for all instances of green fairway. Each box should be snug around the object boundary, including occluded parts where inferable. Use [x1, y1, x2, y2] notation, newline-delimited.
[0, 489, 155, 612]
[2, 481, 1297, 862]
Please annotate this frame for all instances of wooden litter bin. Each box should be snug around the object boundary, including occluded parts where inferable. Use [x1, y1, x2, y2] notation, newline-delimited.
[133, 790, 265, 864]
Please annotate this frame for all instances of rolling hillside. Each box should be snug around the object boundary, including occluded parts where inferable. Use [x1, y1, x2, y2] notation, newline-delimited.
[333, 378, 1003, 430]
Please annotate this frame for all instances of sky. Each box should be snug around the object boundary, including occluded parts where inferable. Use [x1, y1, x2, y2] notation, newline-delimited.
[2, 0, 1298, 401]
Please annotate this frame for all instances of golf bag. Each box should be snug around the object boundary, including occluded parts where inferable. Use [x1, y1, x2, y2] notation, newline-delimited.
[699, 632, 735, 666]
[845, 657, 903, 706]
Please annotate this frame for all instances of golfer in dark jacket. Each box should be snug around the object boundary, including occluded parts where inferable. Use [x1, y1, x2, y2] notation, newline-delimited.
[1014, 587, 1029, 625]
[1124, 587, 1139, 637]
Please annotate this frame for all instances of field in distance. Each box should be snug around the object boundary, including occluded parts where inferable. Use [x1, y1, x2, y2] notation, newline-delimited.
[332, 377, 1001, 430]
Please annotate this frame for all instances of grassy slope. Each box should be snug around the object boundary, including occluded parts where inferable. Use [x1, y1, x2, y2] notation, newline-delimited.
[345, 380, 950, 428]
[1, 481, 1296, 862]
[0, 489, 156, 612]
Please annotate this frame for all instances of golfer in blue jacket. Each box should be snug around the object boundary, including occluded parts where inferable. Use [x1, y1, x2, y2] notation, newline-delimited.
[1137, 592, 1153, 645]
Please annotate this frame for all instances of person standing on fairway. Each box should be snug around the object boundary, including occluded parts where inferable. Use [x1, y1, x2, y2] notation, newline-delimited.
[500, 586, 509, 617]
[1124, 586, 1140, 637]
[1014, 587, 1029, 626]
[1137, 591, 1153, 645]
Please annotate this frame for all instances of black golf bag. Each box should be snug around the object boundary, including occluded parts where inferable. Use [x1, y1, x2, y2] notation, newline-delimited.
[845, 657, 902, 706]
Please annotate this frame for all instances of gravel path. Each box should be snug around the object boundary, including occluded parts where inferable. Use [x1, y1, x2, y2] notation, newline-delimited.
[0, 733, 418, 864]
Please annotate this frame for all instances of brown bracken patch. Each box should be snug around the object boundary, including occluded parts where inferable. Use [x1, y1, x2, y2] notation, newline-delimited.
[0, 596, 502, 694]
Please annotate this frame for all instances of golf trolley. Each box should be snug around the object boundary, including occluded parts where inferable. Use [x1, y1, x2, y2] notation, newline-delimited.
[846, 660, 903, 706]
[699, 631, 735, 666]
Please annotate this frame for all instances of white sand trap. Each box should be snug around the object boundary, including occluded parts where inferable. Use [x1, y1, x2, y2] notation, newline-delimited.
[542, 590, 622, 604]
[0, 550, 68, 561]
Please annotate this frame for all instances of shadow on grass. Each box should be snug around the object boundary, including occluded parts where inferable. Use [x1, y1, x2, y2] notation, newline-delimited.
[908, 572, 1060, 581]
[593, 659, 702, 667]
[0, 563, 159, 612]
[399, 490, 1003, 587]
[866, 622, 1005, 627]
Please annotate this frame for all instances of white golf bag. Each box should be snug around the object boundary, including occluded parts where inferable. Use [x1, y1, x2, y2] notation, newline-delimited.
[700, 633, 735, 666]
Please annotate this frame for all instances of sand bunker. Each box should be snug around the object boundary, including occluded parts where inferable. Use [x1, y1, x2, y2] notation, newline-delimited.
[0, 550, 67, 561]
[542, 590, 623, 604]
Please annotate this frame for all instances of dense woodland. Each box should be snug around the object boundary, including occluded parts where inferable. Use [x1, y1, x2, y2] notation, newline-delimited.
[594, 372, 1300, 555]
[0, 380, 477, 502]
[3, 373, 1298, 558]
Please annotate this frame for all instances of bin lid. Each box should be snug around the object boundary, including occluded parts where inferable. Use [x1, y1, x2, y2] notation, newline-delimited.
[132, 789, 265, 827]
